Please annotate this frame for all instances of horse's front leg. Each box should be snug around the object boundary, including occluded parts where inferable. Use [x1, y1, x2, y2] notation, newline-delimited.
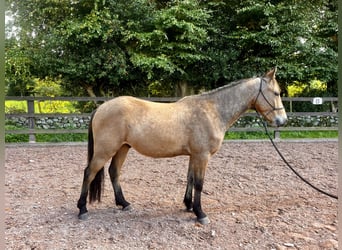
[191, 154, 210, 225]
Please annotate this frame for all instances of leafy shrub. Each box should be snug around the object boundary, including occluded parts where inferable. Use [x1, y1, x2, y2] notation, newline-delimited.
[286, 80, 334, 112]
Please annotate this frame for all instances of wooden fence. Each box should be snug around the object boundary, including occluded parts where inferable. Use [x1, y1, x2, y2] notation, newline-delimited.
[5, 96, 338, 142]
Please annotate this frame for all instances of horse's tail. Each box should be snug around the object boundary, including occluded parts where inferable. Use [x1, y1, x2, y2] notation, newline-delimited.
[88, 110, 104, 203]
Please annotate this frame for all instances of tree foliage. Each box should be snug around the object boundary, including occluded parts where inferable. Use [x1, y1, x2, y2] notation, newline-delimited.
[5, 38, 35, 96]
[202, 0, 337, 93]
[5, 0, 337, 97]
[123, 0, 210, 95]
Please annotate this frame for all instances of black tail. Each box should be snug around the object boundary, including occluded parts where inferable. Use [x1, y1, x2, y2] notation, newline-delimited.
[89, 168, 104, 203]
[87, 110, 105, 203]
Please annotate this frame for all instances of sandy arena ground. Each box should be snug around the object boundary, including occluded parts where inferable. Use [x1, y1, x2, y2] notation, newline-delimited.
[5, 140, 338, 249]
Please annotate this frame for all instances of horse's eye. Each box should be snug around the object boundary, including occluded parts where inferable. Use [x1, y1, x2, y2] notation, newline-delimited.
[274, 91, 280, 96]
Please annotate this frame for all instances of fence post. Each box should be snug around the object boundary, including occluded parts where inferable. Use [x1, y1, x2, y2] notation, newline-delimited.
[274, 129, 280, 141]
[27, 99, 36, 143]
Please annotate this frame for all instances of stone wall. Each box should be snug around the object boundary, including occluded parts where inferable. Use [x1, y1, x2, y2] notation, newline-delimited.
[232, 115, 338, 128]
[6, 114, 338, 130]
[7, 116, 91, 129]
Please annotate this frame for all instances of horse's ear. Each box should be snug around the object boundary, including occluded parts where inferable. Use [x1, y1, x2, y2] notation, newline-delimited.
[264, 67, 277, 79]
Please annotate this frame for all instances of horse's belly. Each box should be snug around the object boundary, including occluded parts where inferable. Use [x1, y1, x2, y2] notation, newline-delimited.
[128, 134, 189, 158]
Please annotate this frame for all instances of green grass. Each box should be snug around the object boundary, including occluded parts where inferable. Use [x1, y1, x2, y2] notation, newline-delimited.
[5, 124, 29, 142]
[278, 130, 338, 139]
[225, 130, 338, 140]
[225, 131, 268, 140]
[35, 133, 88, 143]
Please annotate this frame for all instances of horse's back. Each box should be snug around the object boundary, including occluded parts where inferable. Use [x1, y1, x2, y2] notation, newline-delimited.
[96, 96, 185, 123]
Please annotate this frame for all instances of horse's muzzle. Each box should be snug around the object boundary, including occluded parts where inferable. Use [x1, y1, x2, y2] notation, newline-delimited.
[275, 116, 287, 127]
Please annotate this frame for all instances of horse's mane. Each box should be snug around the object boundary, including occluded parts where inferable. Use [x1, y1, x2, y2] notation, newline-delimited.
[176, 77, 257, 103]
[199, 77, 255, 97]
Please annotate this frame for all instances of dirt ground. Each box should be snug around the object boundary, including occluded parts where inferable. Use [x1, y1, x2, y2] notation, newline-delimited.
[5, 140, 338, 250]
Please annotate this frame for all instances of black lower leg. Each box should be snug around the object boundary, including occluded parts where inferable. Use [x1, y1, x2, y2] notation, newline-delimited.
[77, 192, 88, 216]
[114, 185, 130, 209]
[193, 179, 207, 221]
[109, 163, 130, 209]
[183, 165, 194, 211]
[183, 188, 193, 211]
[77, 167, 90, 218]
[183, 179, 193, 211]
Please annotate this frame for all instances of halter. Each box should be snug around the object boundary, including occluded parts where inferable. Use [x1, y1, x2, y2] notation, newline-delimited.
[254, 78, 284, 116]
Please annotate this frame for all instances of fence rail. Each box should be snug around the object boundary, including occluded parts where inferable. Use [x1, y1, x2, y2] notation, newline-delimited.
[5, 96, 338, 142]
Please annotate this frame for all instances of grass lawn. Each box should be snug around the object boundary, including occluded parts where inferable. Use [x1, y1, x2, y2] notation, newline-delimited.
[225, 130, 338, 140]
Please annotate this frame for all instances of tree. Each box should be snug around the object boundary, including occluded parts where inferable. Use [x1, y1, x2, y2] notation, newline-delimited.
[5, 0, 75, 95]
[6, 0, 211, 97]
[5, 0, 337, 97]
[6, 0, 146, 97]
[5, 38, 35, 96]
[201, 0, 337, 94]
[123, 0, 211, 96]
[50, 4, 128, 97]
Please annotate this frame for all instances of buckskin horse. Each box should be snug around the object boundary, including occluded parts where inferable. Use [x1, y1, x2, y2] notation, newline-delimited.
[77, 68, 287, 224]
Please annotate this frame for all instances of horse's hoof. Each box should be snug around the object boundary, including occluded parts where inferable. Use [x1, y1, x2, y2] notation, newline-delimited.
[197, 216, 210, 225]
[185, 208, 193, 212]
[78, 212, 88, 220]
[123, 205, 133, 211]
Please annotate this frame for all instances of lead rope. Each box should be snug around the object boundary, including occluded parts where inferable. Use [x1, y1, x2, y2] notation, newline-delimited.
[260, 120, 338, 200]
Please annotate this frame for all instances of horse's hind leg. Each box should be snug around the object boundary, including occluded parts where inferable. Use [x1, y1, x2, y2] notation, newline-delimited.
[183, 162, 194, 211]
[108, 144, 132, 211]
[77, 156, 108, 220]
[77, 167, 91, 219]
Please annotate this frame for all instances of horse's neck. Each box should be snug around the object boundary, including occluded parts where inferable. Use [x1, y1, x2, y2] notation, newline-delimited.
[205, 78, 259, 130]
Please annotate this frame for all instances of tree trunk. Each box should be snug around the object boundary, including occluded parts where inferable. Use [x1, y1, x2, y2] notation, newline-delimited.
[175, 81, 194, 97]
[85, 85, 100, 107]
[86, 85, 96, 97]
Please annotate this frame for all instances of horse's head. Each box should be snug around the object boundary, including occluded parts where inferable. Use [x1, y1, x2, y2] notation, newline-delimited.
[253, 68, 287, 127]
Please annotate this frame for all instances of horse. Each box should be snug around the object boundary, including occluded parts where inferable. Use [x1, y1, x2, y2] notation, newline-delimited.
[77, 68, 287, 225]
